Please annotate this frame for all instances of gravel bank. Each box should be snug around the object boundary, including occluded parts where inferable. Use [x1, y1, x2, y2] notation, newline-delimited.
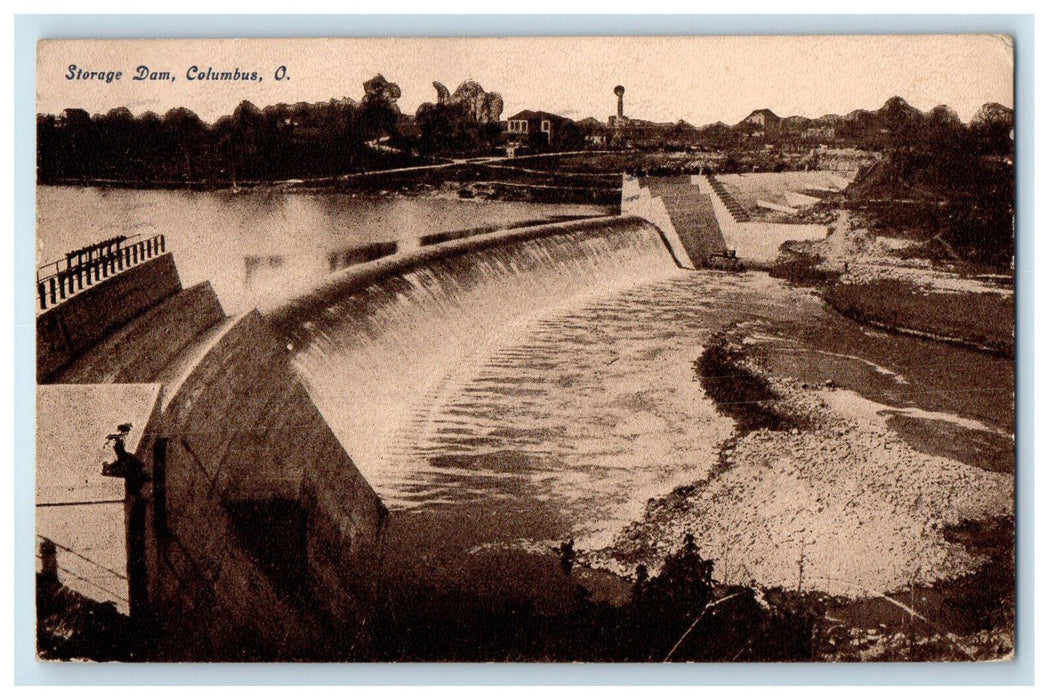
[597, 372, 1013, 598]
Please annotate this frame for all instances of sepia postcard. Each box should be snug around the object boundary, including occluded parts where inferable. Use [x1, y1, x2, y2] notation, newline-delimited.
[33, 34, 1016, 663]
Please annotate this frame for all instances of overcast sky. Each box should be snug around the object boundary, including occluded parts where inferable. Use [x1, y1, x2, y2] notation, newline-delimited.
[38, 35, 1014, 126]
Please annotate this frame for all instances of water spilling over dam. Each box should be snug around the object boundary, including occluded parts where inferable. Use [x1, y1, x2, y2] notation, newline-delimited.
[269, 208, 1013, 570]
[274, 216, 685, 517]
[35, 185, 1014, 660]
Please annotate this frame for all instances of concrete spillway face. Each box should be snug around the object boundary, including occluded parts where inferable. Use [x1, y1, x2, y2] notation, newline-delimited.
[272, 215, 682, 506]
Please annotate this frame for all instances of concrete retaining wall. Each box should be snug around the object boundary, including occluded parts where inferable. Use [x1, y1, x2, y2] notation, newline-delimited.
[692, 175, 828, 264]
[143, 310, 386, 659]
[50, 282, 226, 385]
[727, 222, 829, 262]
[619, 176, 696, 269]
[37, 253, 183, 382]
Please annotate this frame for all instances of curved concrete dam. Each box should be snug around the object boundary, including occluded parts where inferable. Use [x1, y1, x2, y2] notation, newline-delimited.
[268, 215, 684, 516]
[265, 211, 1013, 585]
[36, 204, 1014, 660]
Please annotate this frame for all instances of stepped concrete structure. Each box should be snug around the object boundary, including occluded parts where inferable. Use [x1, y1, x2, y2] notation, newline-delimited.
[704, 174, 750, 223]
[694, 174, 829, 264]
[620, 175, 734, 269]
[638, 177, 728, 266]
[622, 173, 830, 266]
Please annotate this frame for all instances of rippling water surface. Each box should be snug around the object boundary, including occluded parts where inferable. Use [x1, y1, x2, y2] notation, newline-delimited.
[38, 187, 1014, 557]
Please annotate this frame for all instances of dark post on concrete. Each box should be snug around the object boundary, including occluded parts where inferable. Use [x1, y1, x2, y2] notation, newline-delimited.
[38, 538, 58, 585]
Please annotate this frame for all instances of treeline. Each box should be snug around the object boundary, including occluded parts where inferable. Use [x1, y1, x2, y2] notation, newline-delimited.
[414, 80, 507, 156]
[37, 89, 420, 186]
[37, 76, 524, 185]
[736, 97, 1015, 153]
[845, 104, 1015, 266]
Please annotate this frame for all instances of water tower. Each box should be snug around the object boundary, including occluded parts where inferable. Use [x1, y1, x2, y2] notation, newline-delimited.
[614, 85, 625, 120]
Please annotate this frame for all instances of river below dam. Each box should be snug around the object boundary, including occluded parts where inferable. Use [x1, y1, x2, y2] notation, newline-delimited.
[282, 215, 1012, 614]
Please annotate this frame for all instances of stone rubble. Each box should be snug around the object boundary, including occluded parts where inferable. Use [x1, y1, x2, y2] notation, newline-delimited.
[596, 375, 1013, 598]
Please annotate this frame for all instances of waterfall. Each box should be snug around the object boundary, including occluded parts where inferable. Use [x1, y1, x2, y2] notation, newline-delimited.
[268, 215, 681, 502]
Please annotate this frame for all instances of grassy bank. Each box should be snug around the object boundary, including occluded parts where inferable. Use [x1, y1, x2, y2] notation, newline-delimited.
[823, 278, 1014, 357]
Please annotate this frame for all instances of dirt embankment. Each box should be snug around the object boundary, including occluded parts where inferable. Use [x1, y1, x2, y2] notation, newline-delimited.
[771, 209, 1015, 356]
[823, 277, 1014, 357]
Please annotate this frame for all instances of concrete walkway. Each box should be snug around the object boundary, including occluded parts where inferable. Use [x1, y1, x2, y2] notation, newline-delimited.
[36, 383, 163, 614]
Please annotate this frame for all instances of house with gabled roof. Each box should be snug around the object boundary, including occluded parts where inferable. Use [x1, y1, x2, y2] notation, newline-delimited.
[505, 109, 579, 151]
[739, 108, 782, 132]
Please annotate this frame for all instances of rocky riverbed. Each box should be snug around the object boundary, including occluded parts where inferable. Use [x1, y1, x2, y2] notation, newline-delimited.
[590, 340, 1014, 602]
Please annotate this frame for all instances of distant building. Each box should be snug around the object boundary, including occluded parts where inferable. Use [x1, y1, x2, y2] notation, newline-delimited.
[577, 117, 609, 146]
[740, 108, 782, 132]
[505, 109, 578, 151]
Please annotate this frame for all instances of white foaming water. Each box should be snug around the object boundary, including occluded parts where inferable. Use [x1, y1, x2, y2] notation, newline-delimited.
[290, 218, 711, 541]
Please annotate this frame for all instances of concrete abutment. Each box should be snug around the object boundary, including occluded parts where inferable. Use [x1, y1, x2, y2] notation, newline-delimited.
[36, 254, 386, 660]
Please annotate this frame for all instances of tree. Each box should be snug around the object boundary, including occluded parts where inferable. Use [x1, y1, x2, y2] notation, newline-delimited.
[358, 74, 402, 142]
[414, 79, 505, 155]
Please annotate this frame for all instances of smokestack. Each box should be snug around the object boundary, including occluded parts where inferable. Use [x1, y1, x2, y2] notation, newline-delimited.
[614, 85, 625, 120]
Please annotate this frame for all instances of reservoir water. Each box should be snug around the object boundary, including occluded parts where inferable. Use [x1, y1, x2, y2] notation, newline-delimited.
[36, 186, 607, 314]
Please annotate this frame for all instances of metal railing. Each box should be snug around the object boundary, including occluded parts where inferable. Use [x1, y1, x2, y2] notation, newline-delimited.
[37, 234, 166, 311]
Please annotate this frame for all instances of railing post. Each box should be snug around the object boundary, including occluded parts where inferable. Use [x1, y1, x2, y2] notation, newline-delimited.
[37, 233, 170, 311]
